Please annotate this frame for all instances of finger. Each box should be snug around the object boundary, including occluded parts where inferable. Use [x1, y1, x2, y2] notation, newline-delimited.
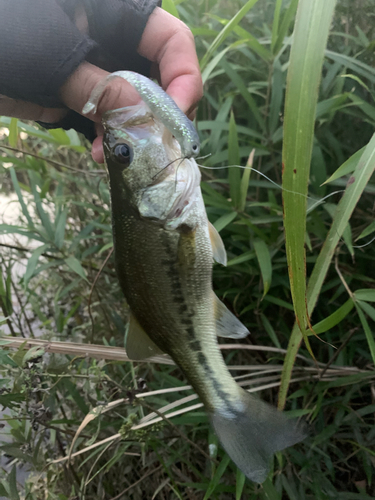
[59, 61, 141, 122]
[187, 106, 198, 121]
[138, 8, 203, 115]
[92, 135, 104, 163]
[0, 94, 67, 122]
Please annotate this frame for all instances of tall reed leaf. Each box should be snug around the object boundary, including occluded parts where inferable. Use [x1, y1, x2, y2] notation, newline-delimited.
[200, 0, 260, 71]
[279, 132, 375, 409]
[282, 0, 337, 356]
[228, 111, 241, 208]
[272, 0, 299, 56]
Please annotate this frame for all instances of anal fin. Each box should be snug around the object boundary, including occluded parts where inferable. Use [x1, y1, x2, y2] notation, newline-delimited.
[126, 312, 164, 360]
[213, 293, 250, 339]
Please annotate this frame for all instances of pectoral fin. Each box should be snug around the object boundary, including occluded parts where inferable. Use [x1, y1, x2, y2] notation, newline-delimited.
[126, 312, 164, 360]
[214, 293, 250, 339]
[208, 221, 227, 266]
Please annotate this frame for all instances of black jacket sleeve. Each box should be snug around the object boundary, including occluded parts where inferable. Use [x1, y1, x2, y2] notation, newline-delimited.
[0, 0, 96, 108]
[0, 0, 161, 140]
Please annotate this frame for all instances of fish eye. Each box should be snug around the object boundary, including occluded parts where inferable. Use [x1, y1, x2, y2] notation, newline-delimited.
[113, 143, 133, 166]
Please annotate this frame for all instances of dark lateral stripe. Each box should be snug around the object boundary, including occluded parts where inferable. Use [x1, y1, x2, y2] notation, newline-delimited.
[188, 339, 200, 352]
[197, 351, 236, 411]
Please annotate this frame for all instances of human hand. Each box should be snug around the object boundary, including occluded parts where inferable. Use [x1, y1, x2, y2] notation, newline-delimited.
[62, 7, 203, 163]
[0, 7, 203, 164]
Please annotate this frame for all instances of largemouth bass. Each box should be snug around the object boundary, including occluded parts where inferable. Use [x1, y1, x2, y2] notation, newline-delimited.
[86, 82, 305, 483]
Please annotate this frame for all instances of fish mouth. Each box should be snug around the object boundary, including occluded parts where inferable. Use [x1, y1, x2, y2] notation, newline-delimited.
[103, 104, 153, 128]
[102, 103, 160, 144]
[103, 103, 201, 224]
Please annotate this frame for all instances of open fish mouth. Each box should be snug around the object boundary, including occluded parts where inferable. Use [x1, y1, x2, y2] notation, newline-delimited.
[103, 103, 201, 225]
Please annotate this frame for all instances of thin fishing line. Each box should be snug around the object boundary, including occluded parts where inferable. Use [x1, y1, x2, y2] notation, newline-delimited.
[198, 163, 345, 207]
[199, 162, 374, 249]
[174, 158, 185, 189]
[352, 235, 375, 249]
[196, 153, 212, 161]
[155, 152, 210, 182]
[306, 191, 345, 213]
[152, 156, 183, 180]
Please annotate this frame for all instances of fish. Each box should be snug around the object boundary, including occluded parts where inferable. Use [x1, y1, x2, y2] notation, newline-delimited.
[82, 71, 200, 159]
[85, 80, 305, 484]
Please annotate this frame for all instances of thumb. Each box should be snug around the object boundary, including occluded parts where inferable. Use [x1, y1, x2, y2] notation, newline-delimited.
[60, 62, 141, 122]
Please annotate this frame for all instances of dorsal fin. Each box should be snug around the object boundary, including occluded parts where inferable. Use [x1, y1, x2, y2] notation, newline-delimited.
[213, 293, 250, 339]
[208, 221, 227, 266]
[126, 312, 164, 360]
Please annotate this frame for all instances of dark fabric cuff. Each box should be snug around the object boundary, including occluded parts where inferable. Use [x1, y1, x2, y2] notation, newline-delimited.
[1, 0, 162, 141]
[38, 112, 97, 143]
[0, 0, 97, 108]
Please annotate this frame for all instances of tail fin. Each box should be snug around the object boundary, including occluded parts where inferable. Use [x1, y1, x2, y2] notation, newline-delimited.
[210, 390, 306, 483]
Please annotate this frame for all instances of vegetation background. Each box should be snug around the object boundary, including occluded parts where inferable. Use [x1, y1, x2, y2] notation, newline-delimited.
[0, 0, 375, 498]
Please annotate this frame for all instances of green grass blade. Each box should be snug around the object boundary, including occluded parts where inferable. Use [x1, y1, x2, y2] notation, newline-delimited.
[239, 151, 253, 211]
[282, 0, 337, 356]
[326, 50, 375, 83]
[263, 476, 282, 500]
[356, 220, 375, 240]
[279, 132, 375, 409]
[8, 118, 18, 148]
[209, 17, 271, 60]
[356, 304, 375, 366]
[24, 244, 50, 287]
[261, 313, 281, 348]
[311, 298, 354, 334]
[235, 467, 246, 500]
[28, 171, 54, 240]
[356, 300, 375, 322]
[0, 267, 13, 316]
[200, 0, 260, 71]
[213, 211, 237, 232]
[54, 206, 68, 249]
[253, 238, 272, 297]
[233, 25, 272, 61]
[307, 133, 375, 315]
[9, 466, 20, 500]
[202, 41, 244, 84]
[324, 146, 366, 184]
[273, 0, 299, 56]
[269, 60, 286, 135]
[203, 454, 231, 500]
[65, 256, 87, 282]
[271, 0, 283, 53]
[162, 0, 180, 18]
[9, 167, 34, 228]
[221, 59, 266, 131]
[354, 289, 375, 302]
[228, 110, 241, 208]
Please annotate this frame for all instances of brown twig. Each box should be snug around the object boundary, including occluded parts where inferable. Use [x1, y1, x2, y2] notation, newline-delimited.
[1, 336, 174, 364]
[0, 144, 105, 177]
